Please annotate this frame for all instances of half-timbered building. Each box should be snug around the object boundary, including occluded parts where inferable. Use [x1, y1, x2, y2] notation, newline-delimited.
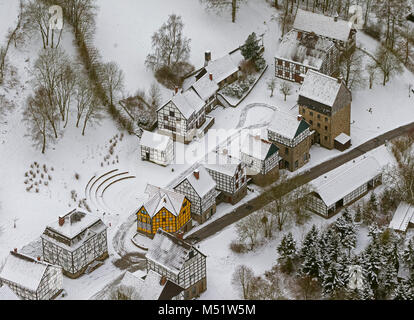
[140, 130, 174, 166]
[173, 166, 218, 224]
[203, 151, 247, 205]
[267, 111, 313, 172]
[293, 9, 356, 52]
[137, 184, 192, 237]
[240, 134, 280, 186]
[308, 155, 382, 218]
[41, 209, 108, 278]
[275, 29, 340, 84]
[0, 251, 63, 300]
[145, 229, 207, 300]
[298, 70, 352, 150]
[157, 89, 206, 144]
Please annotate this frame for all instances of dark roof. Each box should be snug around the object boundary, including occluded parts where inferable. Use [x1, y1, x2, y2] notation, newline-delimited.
[294, 120, 310, 138]
[266, 143, 279, 160]
[158, 280, 185, 300]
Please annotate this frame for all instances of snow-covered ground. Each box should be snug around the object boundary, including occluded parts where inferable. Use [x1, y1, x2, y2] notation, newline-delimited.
[0, 0, 413, 300]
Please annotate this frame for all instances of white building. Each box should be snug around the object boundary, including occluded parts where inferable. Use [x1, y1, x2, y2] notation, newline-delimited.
[116, 269, 184, 300]
[389, 202, 414, 233]
[157, 89, 206, 143]
[308, 155, 383, 217]
[240, 134, 280, 186]
[0, 251, 63, 300]
[140, 130, 174, 166]
[173, 166, 218, 224]
[145, 229, 207, 300]
[41, 209, 108, 278]
[203, 151, 247, 205]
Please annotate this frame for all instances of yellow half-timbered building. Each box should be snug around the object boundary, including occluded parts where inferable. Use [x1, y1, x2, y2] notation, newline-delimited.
[137, 184, 192, 237]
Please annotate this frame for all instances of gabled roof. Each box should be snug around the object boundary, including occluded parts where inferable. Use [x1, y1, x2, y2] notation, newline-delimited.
[241, 134, 279, 161]
[140, 130, 172, 151]
[174, 165, 216, 198]
[165, 90, 205, 119]
[268, 110, 310, 140]
[143, 184, 186, 218]
[299, 70, 343, 107]
[202, 151, 243, 177]
[205, 54, 239, 84]
[0, 252, 55, 292]
[275, 30, 334, 70]
[146, 229, 197, 276]
[311, 155, 382, 207]
[389, 202, 414, 232]
[293, 9, 353, 42]
[191, 73, 219, 101]
[43, 209, 106, 240]
[119, 270, 169, 300]
[0, 285, 20, 300]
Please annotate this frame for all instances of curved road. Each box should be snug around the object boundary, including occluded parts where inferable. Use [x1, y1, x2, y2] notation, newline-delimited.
[186, 121, 414, 243]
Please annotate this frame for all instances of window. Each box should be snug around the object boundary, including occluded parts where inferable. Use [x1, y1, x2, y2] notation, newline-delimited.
[278, 60, 282, 66]
[325, 117, 328, 122]
[183, 200, 187, 207]
[296, 64, 300, 71]
[317, 123, 321, 128]
[285, 61, 289, 67]
[295, 160, 299, 168]
[324, 136, 328, 141]
[302, 108, 306, 114]
[310, 120, 313, 125]
[324, 126, 328, 130]
[169, 111, 175, 117]
[303, 153, 307, 161]
[162, 218, 166, 222]
[310, 111, 313, 116]
[285, 71, 290, 77]
[236, 182, 239, 189]
[278, 70, 283, 76]
[317, 114, 320, 119]
[285, 147, 289, 155]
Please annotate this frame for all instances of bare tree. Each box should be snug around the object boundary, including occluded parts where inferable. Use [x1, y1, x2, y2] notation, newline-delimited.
[100, 62, 124, 107]
[279, 81, 292, 101]
[367, 63, 378, 89]
[340, 49, 365, 89]
[74, 75, 94, 128]
[23, 88, 56, 153]
[235, 212, 262, 250]
[267, 77, 277, 97]
[277, 0, 295, 37]
[109, 285, 142, 300]
[145, 14, 191, 72]
[200, 0, 247, 23]
[231, 265, 254, 299]
[56, 64, 76, 128]
[81, 91, 102, 136]
[374, 44, 403, 86]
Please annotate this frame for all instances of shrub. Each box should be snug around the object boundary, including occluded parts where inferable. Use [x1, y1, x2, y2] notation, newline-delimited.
[364, 24, 382, 41]
[75, 173, 80, 180]
[255, 57, 266, 71]
[230, 241, 247, 254]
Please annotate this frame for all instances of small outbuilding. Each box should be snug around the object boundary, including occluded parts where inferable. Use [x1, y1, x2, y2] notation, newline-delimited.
[140, 130, 174, 166]
[389, 202, 414, 233]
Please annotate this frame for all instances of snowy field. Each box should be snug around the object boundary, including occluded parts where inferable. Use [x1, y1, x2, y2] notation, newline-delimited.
[0, 0, 413, 300]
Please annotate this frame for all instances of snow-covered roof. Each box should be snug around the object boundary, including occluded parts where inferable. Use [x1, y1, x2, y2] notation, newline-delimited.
[202, 151, 243, 177]
[143, 184, 186, 218]
[275, 30, 334, 70]
[299, 70, 342, 107]
[205, 54, 239, 84]
[268, 111, 310, 140]
[0, 285, 20, 300]
[44, 209, 105, 240]
[389, 202, 414, 232]
[171, 89, 205, 119]
[146, 229, 193, 276]
[0, 252, 54, 292]
[311, 155, 382, 207]
[191, 73, 219, 101]
[293, 9, 352, 42]
[175, 165, 216, 198]
[140, 130, 172, 151]
[119, 270, 166, 300]
[241, 134, 279, 161]
[334, 133, 351, 145]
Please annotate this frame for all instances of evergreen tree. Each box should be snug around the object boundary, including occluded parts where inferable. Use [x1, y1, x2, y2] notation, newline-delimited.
[393, 281, 413, 300]
[322, 262, 345, 298]
[361, 243, 383, 297]
[277, 232, 296, 274]
[369, 193, 378, 212]
[300, 225, 319, 259]
[403, 239, 414, 274]
[241, 32, 261, 61]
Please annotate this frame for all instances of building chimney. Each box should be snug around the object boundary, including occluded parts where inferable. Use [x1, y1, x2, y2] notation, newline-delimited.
[37, 256, 41, 261]
[297, 31, 302, 40]
[334, 13, 339, 22]
[209, 73, 213, 81]
[222, 149, 228, 155]
[193, 169, 200, 180]
[174, 86, 179, 94]
[204, 51, 211, 66]
[176, 232, 183, 240]
[58, 216, 65, 226]
[13, 248, 17, 253]
[297, 115, 303, 121]
[254, 135, 261, 141]
[337, 76, 343, 84]
[160, 276, 167, 286]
